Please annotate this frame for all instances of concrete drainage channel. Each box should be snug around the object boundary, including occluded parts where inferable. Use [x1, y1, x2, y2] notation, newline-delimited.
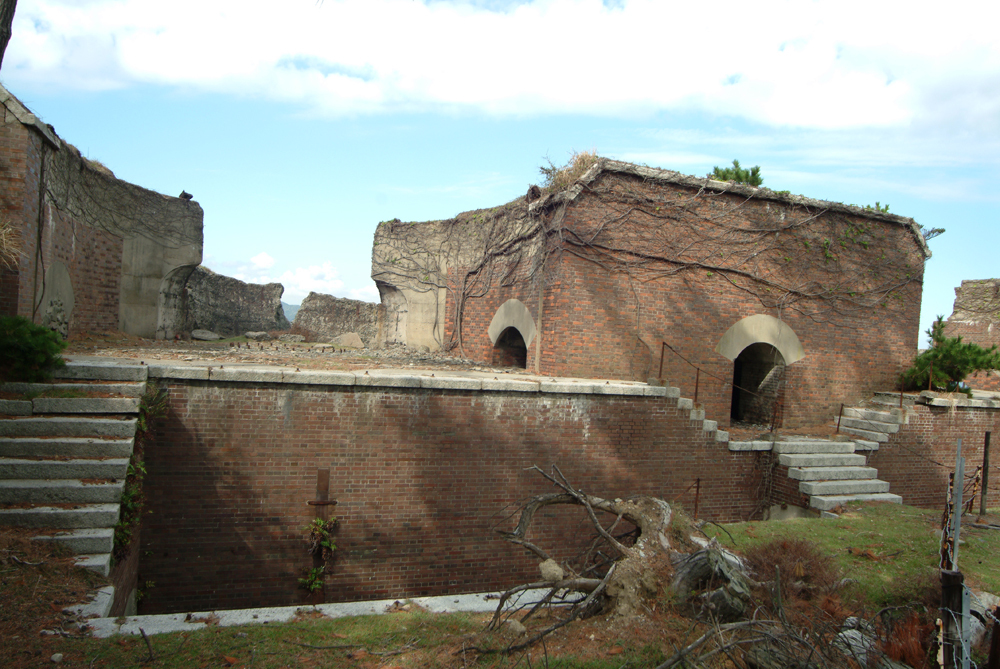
[79, 590, 553, 638]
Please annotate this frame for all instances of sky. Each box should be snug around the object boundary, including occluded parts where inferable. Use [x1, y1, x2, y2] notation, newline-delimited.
[2, 0, 998, 345]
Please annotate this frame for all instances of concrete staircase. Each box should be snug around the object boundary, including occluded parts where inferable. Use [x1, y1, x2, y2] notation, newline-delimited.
[730, 437, 902, 513]
[0, 361, 147, 576]
[833, 402, 909, 444]
[776, 439, 901, 512]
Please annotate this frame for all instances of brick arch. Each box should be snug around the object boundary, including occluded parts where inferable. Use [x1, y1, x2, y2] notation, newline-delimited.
[714, 314, 805, 364]
[487, 299, 536, 348]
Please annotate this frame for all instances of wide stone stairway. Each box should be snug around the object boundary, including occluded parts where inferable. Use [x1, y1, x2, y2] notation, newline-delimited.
[0, 361, 147, 576]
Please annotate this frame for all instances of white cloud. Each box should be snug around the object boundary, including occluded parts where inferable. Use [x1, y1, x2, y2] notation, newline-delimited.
[7, 0, 999, 133]
[250, 252, 275, 269]
[246, 262, 345, 304]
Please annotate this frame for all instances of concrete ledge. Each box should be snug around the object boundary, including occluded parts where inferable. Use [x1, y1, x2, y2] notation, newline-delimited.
[540, 381, 594, 394]
[715, 430, 729, 442]
[420, 376, 483, 391]
[74, 553, 111, 577]
[592, 383, 645, 396]
[702, 420, 718, 432]
[677, 398, 693, 410]
[0, 399, 32, 415]
[918, 393, 1000, 409]
[58, 363, 147, 382]
[482, 378, 541, 392]
[355, 373, 421, 388]
[87, 589, 569, 638]
[148, 365, 209, 380]
[280, 371, 356, 386]
[728, 440, 774, 452]
[211, 367, 284, 383]
[643, 385, 668, 397]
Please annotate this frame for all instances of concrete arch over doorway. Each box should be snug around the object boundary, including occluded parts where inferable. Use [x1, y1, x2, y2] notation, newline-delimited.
[714, 314, 805, 364]
[488, 299, 536, 348]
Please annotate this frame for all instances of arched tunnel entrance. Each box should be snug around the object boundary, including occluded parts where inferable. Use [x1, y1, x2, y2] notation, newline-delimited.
[730, 343, 786, 424]
[492, 326, 528, 369]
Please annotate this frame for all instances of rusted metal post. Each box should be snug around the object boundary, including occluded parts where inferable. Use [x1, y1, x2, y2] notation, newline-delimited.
[694, 368, 700, 405]
[658, 342, 666, 380]
[835, 403, 844, 434]
[982, 432, 992, 517]
[694, 478, 701, 519]
[900, 386, 904, 408]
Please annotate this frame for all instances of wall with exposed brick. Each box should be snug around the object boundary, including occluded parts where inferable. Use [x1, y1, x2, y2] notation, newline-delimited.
[138, 371, 763, 614]
[376, 161, 927, 430]
[868, 401, 1000, 509]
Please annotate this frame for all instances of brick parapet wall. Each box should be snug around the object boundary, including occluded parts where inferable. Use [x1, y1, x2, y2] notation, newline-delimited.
[139, 368, 762, 614]
[943, 320, 1000, 391]
[868, 402, 1000, 509]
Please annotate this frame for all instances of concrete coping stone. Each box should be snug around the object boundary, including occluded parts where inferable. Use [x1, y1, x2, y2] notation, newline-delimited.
[57, 363, 148, 382]
[281, 370, 356, 386]
[728, 441, 775, 452]
[540, 380, 594, 394]
[853, 440, 880, 451]
[139, 363, 676, 399]
[592, 382, 645, 396]
[148, 365, 209, 380]
[420, 375, 483, 391]
[481, 378, 541, 392]
[210, 367, 285, 383]
[918, 393, 1000, 409]
[86, 589, 574, 638]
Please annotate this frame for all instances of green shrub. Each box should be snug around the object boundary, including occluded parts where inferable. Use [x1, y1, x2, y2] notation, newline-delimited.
[899, 316, 1000, 395]
[0, 316, 67, 382]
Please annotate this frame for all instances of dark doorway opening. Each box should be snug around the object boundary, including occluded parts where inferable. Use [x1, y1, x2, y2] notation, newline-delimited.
[492, 327, 528, 369]
[730, 343, 786, 424]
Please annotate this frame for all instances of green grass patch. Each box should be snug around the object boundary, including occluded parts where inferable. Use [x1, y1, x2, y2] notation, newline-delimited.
[704, 502, 1000, 609]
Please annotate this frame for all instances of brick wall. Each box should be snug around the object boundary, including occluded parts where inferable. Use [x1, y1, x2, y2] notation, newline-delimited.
[868, 403, 1000, 509]
[943, 320, 1000, 391]
[139, 378, 764, 614]
[434, 174, 924, 430]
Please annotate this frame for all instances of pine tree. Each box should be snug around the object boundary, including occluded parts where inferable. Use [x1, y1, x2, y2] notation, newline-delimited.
[710, 159, 763, 187]
[899, 317, 1000, 395]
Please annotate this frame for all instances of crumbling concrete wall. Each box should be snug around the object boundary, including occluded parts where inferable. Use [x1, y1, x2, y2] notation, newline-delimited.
[174, 266, 289, 337]
[291, 291, 382, 347]
[0, 83, 203, 338]
[945, 279, 1000, 390]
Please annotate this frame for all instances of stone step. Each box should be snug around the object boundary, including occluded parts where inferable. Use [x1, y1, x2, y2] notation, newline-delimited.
[788, 466, 879, 481]
[772, 441, 856, 454]
[0, 417, 137, 439]
[809, 493, 903, 511]
[835, 417, 899, 434]
[74, 553, 111, 577]
[55, 363, 148, 382]
[0, 457, 129, 480]
[852, 440, 880, 452]
[0, 437, 134, 459]
[0, 382, 145, 397]
[778, 453, 868, 468]
[843, 407, 905, 424]
[835, 425, 890, 442]
[0, 503, 120, 528]
[0, 479, 124, 504]
[31, 397, 141, 415]
[33, 527, 114, 554]
[800, 479, 890, 496]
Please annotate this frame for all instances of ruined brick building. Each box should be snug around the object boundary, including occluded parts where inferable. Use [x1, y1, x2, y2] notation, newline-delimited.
[945, 279, 1000, 391]
[373, 158, 931, 428]
[1, 83, 204, 338]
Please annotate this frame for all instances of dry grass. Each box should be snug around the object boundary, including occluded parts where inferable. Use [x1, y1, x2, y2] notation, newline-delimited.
[539, 150, 599, 193]
[1, 215, 22, 270]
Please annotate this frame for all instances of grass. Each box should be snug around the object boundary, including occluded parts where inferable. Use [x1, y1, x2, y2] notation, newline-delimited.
[704, 501, 1000, 609]
[7, 502, 1000, 667]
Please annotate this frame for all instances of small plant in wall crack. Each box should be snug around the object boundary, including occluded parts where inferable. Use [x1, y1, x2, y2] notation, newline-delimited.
[298, 566, 326, 592]
[305, 517, 338, 561]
